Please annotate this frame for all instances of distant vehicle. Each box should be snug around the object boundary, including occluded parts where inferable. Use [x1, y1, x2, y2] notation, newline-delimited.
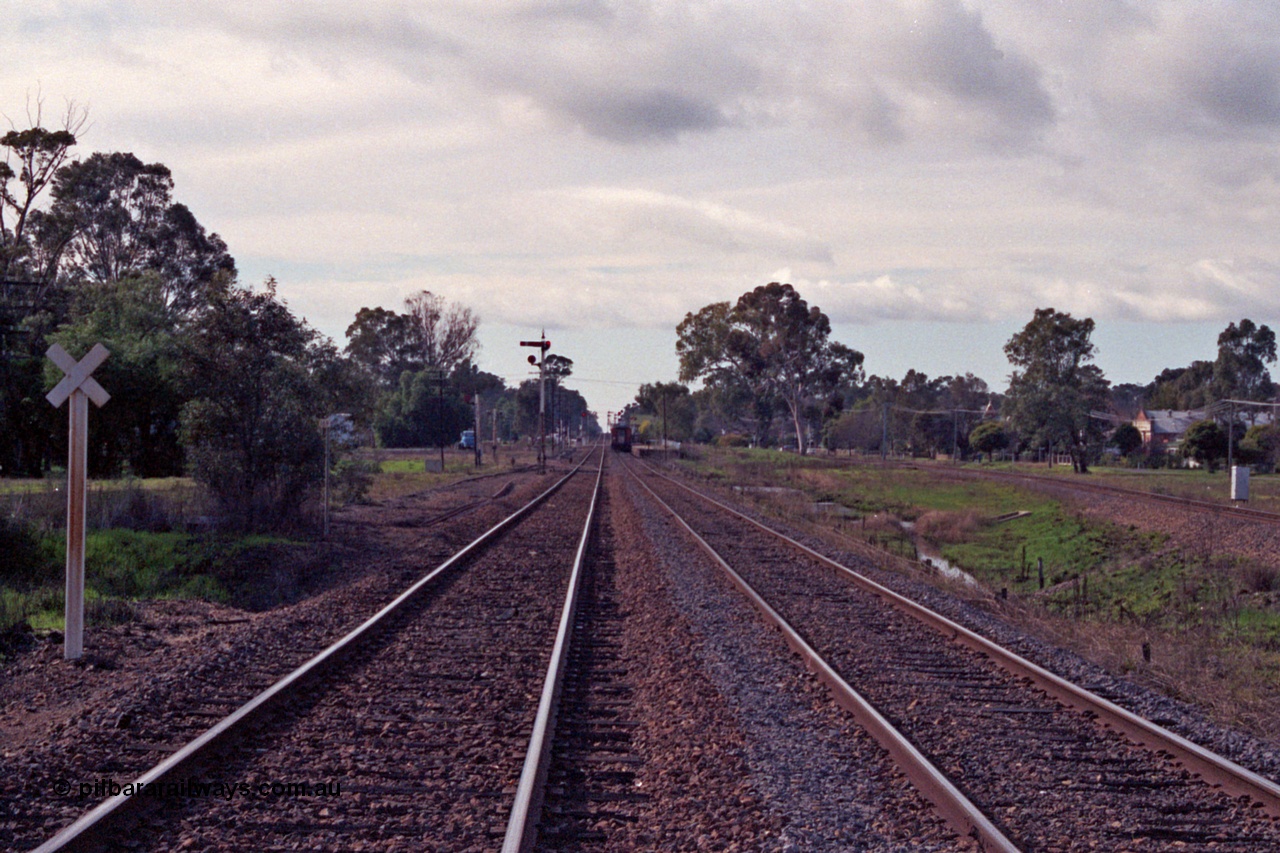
[610, 424, 632, 452]
[459, 429, 476, 449]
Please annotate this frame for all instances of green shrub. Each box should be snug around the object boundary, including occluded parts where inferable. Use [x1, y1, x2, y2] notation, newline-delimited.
[0, 518, 59, 589]
[331, 459, 378, 505]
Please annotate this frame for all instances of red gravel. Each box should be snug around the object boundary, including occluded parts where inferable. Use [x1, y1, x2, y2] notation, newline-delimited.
[0, 469, 553, 852]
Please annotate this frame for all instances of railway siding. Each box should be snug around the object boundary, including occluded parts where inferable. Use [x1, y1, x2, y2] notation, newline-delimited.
[631, 458, 1280, 850]
[618, 465, 966, 851]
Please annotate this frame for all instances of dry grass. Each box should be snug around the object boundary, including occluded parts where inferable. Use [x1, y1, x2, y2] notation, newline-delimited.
[796, 468, 847, 496]
[1010, 604, 1280, 737]
[914, 509, 989, 545]
[859, 512, 904, 534]
[1240, 560, 1280, 594]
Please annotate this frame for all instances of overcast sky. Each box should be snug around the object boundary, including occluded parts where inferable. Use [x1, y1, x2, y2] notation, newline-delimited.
[6, 1, 1280, 415]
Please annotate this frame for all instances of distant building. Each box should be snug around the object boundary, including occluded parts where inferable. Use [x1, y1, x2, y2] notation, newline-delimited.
[1133, 409, 1203, 450]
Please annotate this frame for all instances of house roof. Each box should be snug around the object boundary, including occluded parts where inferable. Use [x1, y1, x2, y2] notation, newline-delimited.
[1136, 409, 1203, 435]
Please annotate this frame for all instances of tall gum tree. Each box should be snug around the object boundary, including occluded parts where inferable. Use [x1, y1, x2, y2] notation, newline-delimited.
[44, 151, 236, 313]
[0, 97, 87, 284]
[1214, 319, 1276, 404]
[678, 282, 863, 453]
[404, 290, 479, 375]
[1003, 307, 1110, 473]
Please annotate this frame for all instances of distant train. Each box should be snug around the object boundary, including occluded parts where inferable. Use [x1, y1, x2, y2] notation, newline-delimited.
[610, 424, 633, 452]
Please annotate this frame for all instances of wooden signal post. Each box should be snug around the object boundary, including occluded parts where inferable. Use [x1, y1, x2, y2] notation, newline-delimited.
[46, 343, 111, 660]
[520, 335, 550, 473]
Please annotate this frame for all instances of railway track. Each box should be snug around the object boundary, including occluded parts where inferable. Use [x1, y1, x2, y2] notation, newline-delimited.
[625, 456, 1280, 851]
[499, 454, 648, 852]
[31, 449, 604, 852]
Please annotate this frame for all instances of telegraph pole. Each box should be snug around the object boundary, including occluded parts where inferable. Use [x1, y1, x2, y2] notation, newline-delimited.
[424, 366, 447, 473]
[881, 402, 889, 460]
[662, 388, 668, 449]
[474, 392, 482, 468]
[320, 416, 331, 539]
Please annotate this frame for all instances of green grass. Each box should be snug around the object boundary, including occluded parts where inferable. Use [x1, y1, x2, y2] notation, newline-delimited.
[379, 458, 427, 473]
[1234, 608, 1280, 649]
[940, 509, 1105, 588]
[81, 529, 238, 601]
[950, 457, 1280, 511]
[682, 447, 1235, 618]
[0, 527, 307, 640]
[0, 475, 192, 495]
[806, 464, 1138, 590]
[0, 478, 48, 495]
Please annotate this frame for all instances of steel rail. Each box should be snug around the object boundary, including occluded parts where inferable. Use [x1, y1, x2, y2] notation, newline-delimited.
[501, 449, 606, 853]
[32, 453, 600, 853]
[624, 458, 1020, 853]
[635, 458, 1280, 820]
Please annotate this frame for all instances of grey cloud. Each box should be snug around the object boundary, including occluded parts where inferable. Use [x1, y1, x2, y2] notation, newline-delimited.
[557, 87, 729, 142]
[1194, 51, 1280, 127]
[130, 2, 1059, 148]
[910, 1, 1054, 129]
[1084, 5, 1280, 138]
[508, 0, 616, 25]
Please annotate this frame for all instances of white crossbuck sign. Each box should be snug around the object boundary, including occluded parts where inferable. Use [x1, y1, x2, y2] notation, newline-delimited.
[47, 343, 111, 408]
[46, 343, 111, 660]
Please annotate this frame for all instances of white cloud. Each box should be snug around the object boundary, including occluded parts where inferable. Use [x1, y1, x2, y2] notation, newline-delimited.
[7, 0, 1280, 412]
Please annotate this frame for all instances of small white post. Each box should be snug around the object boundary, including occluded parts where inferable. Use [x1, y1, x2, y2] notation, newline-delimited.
[46, 343, 111, 661]
[321, 417, 331, 539]
[65, 390, 87, 659]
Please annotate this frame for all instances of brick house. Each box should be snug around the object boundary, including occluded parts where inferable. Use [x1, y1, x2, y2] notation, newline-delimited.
[1133, 409, 1203, 451]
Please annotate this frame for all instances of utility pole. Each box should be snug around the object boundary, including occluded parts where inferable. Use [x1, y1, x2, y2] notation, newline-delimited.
[424, 366, 446, 473]
[321, 416, 331, 539]
[881, 402, 889, 460]
[662, 387, 668, 448]
[1228, 401, 1236, 476]
[474, 392, 482, 468]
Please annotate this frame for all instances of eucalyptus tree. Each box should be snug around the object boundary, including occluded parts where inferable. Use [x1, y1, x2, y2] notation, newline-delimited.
[1213, 319, 1276, 403]
[180, 278, 331, 530]
[1003, 307, 1110, 473]
[345, 306, 422, 389]
[677, 282, 863, 453]
[43, 152, 235, 314]
[0, 99, 86, 283]
[403, 290, 479, 375]
[634, 381, 695, 441]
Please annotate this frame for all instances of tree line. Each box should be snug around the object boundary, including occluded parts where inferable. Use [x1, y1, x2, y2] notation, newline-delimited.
[344, 297, 595, 451]
[0, 105, 596, 529]
[634, 284, 1277, 474]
